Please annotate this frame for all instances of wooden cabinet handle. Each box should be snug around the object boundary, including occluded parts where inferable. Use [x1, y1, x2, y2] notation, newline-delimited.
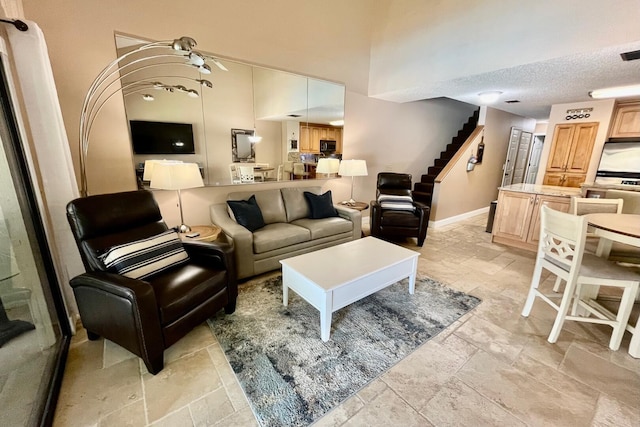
[530, 196, 534, 204]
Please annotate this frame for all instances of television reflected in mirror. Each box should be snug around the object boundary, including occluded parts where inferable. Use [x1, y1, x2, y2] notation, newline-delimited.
[130, 120, 195, 155]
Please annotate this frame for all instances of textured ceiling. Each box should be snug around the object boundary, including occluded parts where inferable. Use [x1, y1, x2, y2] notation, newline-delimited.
[372, 40, 640, 121]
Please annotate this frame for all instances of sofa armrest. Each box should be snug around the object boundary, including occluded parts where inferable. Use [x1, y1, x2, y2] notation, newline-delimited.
[70, 272, 163, 366]
[335, 204, 362, 240]
[210, 203, 255, 279]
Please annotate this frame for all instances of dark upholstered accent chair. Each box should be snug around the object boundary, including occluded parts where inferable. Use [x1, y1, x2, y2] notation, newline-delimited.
[66, 190, 237, 374]
[370, 173, 430, 246]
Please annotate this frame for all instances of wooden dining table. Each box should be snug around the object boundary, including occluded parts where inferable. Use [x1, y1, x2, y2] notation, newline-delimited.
[584, 212, 640, 358]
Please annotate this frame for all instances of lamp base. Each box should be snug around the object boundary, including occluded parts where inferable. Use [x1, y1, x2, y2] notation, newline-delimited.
[178, 224, 192, 233]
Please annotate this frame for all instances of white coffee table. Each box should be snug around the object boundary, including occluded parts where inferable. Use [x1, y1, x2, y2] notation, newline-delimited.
[279, 237, 420, 341]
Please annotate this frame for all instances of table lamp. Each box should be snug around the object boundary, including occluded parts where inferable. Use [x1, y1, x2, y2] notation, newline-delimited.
[149, 162, 204, 233]
[316, 158, 340, 177]
[338, 159, 368, 205]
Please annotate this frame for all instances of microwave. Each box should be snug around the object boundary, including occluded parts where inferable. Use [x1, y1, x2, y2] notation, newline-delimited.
[320, 139, 337, 153]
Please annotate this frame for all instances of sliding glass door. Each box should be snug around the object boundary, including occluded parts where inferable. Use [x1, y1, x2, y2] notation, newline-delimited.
[0, 56, 70, 426]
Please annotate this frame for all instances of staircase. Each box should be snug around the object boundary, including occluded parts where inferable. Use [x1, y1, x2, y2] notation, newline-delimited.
[413, 109, 480, 206]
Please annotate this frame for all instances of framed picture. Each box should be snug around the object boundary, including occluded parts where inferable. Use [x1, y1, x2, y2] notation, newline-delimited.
[231, 128, 256, 162]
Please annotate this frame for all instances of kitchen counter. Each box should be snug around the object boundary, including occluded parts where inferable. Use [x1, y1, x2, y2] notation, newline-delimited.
[499, 183, 582, 197]
[492, 184, 579, 252]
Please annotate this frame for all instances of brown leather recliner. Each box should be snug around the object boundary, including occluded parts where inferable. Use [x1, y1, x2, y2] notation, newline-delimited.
[66, 190, 237, 374]
[370, 173, 430, 246]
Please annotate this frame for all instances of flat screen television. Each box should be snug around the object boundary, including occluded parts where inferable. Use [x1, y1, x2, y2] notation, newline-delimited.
[130, 120, 195, 154]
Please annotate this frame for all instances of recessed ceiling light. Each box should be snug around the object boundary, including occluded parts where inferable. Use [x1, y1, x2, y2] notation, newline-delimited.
[142, 94, 154, 101]
[589, 84, 640, 99]
[478, 91, 502, 103]
[329, 120, 344, 126]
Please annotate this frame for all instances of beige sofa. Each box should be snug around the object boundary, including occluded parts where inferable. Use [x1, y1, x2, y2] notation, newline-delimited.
[210, 186, 361, 279]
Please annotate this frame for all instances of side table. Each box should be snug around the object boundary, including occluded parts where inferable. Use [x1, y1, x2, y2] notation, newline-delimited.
[341, 201, 369, 211]
[339, 201, 369, 237]
[180, 225, 222, 242]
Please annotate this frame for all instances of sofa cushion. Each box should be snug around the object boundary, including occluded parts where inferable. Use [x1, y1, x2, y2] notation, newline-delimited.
[252, 223, 310, 253]
[304, 190, 339, 219]
[227, 195, 265, 231]
[228, 189, 287, 224]
[282, 186, 321, 222]
[292, 217, 353, 240]
[100, 230, 189, 280]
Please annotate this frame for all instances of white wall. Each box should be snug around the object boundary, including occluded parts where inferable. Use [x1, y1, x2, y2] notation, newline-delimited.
[368, 0, 640, 100]
[22, 0, 377, 196]
[535, 99, 616, 185]
[431, 107, 536, 222]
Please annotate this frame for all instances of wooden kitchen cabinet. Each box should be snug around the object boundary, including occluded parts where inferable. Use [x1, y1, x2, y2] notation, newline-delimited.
[542, 122, 598, 187]
[298, 123, 343, 153]
[610, 101, 640, 138]
[492, 188, 572, 251]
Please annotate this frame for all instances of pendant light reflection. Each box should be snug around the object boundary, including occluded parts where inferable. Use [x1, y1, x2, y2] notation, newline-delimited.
[249, 67, 262, 143]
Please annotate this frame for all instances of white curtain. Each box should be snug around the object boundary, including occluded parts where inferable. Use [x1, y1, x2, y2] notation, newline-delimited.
[5, 21, 83, 325]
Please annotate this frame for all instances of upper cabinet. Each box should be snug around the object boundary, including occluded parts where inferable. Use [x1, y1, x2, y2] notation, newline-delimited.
[609, 101, 640, 138]
[299, 123, 343, 154]
[542, 122, 598, 187]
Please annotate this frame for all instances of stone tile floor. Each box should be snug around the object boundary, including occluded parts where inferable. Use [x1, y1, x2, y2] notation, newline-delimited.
[53, 214, 640, 426]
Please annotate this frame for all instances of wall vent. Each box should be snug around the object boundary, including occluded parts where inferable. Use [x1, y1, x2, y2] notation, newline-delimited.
[620, 49, 640, 61]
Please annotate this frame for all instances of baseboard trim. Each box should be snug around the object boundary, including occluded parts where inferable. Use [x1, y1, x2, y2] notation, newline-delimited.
[429, 206, 489, 229]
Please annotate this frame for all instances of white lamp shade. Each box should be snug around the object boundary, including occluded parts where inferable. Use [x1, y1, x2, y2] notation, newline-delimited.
[338, 159, 368, 177]
[142, 159, 183, 181]
[316, 158, 340, 174]
[149, 162, 204, 190]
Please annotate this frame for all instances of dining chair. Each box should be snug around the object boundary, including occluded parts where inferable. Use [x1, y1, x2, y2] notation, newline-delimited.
[521, 205, 640, 351]
[570, 197, 623, 237]
[553, 197, 627, 291]
[293, 162, 309, 179]
[238, 165, 255, 183]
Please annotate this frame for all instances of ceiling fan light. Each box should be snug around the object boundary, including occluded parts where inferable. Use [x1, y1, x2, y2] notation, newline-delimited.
[173, 36, 197, 52]
[197, 79, 213, 89]
[187, 89, 199, 98]
[188, 51, 205, 66]
[589, 84, 640, 99]
[196, 63, 212, 75]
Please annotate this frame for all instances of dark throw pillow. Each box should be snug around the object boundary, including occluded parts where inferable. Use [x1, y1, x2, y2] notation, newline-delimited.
[304, 191, 338, 219]
[227, 195, 266, 231]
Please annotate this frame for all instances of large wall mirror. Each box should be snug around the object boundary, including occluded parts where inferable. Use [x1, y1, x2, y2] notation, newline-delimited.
[115, 34, 345, 186]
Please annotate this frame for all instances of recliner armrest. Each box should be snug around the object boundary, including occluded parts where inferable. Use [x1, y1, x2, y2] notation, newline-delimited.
[413, 200, 430, 218]
[183, 240, 237, 287]
[69, 271, 164, 366]
[70, 271, 157, 303]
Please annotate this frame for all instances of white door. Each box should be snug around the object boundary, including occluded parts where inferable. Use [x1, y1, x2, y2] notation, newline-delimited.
[501, 128, 521, 187]
[511, 131, 533, 185]
[525, 135, 545, 184]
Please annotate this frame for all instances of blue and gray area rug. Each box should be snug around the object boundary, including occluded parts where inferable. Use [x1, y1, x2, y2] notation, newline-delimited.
[208, 274, 481, 427]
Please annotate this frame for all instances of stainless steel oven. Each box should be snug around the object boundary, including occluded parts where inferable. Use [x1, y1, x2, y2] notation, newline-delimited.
[595, 139, 640, 186]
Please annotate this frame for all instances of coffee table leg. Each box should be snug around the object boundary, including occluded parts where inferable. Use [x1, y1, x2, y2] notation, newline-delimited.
[320, 292, 332, 341]
[408, 256, 418, 294]
[283, 282, 289, 307]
